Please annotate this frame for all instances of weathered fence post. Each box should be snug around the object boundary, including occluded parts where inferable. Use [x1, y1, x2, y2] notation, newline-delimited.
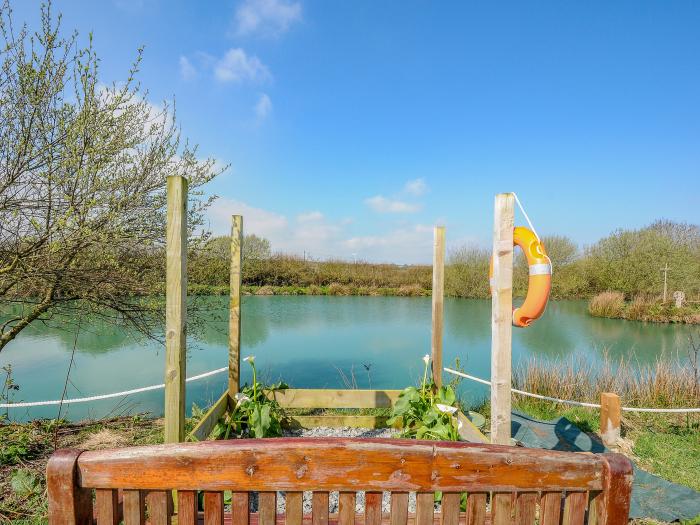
[491, 193, 514, 445]
[600, 392, 621, 447]
[165, 175, 188, 444]
[229, 215, 243, 401]
[431, 225, 445, 388]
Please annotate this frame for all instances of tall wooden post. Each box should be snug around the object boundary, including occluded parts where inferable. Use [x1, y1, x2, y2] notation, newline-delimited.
[165, 175, 188, 443]
[228, 215, 243, 401]
[431, 226, 445, 388]
[600, 392, 621, 447]
[491, 193, 514, 445]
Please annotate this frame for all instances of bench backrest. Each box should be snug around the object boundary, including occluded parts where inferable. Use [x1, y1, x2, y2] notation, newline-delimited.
[47, 437, 633, 525]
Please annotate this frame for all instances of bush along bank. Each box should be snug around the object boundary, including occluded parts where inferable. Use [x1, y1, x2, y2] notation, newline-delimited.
[588, 291, 700, 324]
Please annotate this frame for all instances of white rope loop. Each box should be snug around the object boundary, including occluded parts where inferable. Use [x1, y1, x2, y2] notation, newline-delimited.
[443, 367, 700, 414]
[0, 367, 227, 409]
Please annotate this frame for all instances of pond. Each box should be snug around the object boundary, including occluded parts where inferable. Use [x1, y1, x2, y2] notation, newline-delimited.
[1, 297, 695, 422]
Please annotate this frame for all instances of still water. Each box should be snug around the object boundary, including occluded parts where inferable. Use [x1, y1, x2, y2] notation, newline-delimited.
[1, 297, 695, 422]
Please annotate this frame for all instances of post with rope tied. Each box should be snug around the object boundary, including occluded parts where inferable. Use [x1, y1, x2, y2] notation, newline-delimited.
[491, 193, 515, 445]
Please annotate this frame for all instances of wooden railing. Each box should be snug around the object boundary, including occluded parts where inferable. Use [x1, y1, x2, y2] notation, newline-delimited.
[47, 438, 633, 525]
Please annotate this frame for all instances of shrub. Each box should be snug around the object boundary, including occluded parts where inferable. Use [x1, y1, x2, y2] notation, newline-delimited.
[589, 291, 625, 318]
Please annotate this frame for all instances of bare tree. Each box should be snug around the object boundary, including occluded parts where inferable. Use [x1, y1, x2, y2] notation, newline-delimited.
[0, 2, 223, 352]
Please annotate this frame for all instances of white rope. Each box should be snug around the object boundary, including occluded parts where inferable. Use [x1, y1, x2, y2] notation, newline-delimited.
[0, 367, 227, 409]
[512, 192, 541, 242]
[444, 367, 700, 414]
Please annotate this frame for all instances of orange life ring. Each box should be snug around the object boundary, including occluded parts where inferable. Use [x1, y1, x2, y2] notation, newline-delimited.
[489, 226, 551, 327]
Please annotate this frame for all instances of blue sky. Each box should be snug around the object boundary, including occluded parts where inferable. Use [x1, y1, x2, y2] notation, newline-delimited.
[15, 1, 700, 263]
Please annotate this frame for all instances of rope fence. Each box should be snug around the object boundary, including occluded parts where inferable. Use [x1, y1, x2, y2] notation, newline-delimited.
[444, 367, 700, 414]
[0, 367, 227, 409]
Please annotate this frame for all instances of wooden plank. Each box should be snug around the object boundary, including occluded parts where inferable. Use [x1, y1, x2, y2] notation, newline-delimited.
[229, 215, 243, 399]
[599, 454, 633, 525]
[539, 492, 562, 525]
[284, 415, 400, 430]
[455, 411, 488, 444]
[415, 493, 433, 525]
[431, 226, 445, 387]
[78, 438, 608, 493]
[338, 492, 356, 525]
[123, 490, 146, 525]
[232, 493, 250, 525]
[313, 492, 329, 525]
[188, 391, 229, 442]
[562, 492, 587, 525]
[204, 492, 224, 525]
[490, 192, 514, 445]
[286, 492, 303, 525]
[96, 489, 120, 525]
[365, 492, 382, 525]
[47, 449, 93, 525]
[600, 393, 621, 447]
[440, 493, 460, 525]
[177, 491, 198, 525]
[269, 389, 402, 409]
[260, 492, 277, 525]
[165, 175, 188, 443]
[514, 492, 537, 525]
[390, 492, 408, 525]
[465, 493, 486, 525]
[491, 493, 512, 525]
[146, 491, 171, 525]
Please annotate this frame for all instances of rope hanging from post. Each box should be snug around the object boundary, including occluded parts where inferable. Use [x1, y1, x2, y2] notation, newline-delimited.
[443, 367, 700, 413]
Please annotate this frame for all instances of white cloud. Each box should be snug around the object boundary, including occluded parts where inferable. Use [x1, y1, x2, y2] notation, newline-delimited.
[365, 195, 421, 214]
[342, 224, 434, 264]
[208, 198, 288, 239]
[234, 0, 302, 37]
[255, 93, 273, 119]
[179, 56, 197, 80]
[297, 211, 323, 222]
[404, 178, 428, 196]
[214, 48, 271, 83]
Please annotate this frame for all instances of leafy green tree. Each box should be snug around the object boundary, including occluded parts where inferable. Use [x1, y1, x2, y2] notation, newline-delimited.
[0, 2, 222, 352]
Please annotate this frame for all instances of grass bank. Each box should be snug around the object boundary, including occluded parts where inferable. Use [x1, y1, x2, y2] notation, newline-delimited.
[589, 291, 700, 324]
[186, 283, 431, 297]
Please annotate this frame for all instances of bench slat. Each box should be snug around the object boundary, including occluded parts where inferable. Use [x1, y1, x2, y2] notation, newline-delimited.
[260, 492, 278, 525]
[465, 493, 486, 525]
[365, 492, 382, 525]
[76, 438, 606, 492]
[415, 493, 433, 525]
[204, 491, 224, 525]
[339, 492, 356, 525]
[287, 492, 303, 525]
[390, 492, 408, 525]
[562, 492, 587, 525]
[491, 493, 512, 525]
[177, 491, 198, 525]
[232, 492, 250, 525]
[514, 492, 537, 525]
[123, 490, 145, 525]
[96, 489, 119, 525]
[440, 493, 461, 525]
[146, 491, 172, 525]
[312, 492, 329, 525]
[540, 492, 562, 525]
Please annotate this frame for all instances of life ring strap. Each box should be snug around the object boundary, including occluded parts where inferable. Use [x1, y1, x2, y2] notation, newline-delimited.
[528, 263, 552, 276]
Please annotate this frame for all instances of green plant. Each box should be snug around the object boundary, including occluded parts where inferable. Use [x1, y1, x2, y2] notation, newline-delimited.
[212, 355, 287, 439]
[388, 354, 461, 441]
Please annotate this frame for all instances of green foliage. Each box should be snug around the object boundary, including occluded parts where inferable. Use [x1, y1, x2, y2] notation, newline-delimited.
[212, 357, 287, 439]
[10, 469, 42, 498]
[388, 356, 461, 441]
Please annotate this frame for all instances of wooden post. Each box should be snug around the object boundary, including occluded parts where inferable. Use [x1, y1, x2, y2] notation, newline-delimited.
[165, 175, 188, 444]
[228, 215, 243, 401]
[600, 392, 621, 447]
[491, 193, 514, 445]
[661, 263, 670, 303]
[431, 226, 445, 388]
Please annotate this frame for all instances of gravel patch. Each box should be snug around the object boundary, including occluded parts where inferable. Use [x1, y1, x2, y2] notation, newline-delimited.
[245, 426, 433, 515]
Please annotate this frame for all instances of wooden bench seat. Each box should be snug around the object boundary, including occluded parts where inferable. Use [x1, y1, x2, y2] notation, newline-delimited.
[47, 437, 633, 525]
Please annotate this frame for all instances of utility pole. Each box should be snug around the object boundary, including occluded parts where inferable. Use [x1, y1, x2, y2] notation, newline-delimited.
[662, 263, 671, 303]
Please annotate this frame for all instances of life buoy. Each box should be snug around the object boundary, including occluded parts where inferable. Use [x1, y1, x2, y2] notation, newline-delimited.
[489, 226, 551, 327]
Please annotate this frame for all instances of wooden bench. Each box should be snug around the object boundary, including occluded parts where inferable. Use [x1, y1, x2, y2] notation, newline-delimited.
[47, 438, 633, 525]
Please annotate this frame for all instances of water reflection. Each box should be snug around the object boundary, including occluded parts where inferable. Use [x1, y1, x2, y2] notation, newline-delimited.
[1, 297, 696, 422]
